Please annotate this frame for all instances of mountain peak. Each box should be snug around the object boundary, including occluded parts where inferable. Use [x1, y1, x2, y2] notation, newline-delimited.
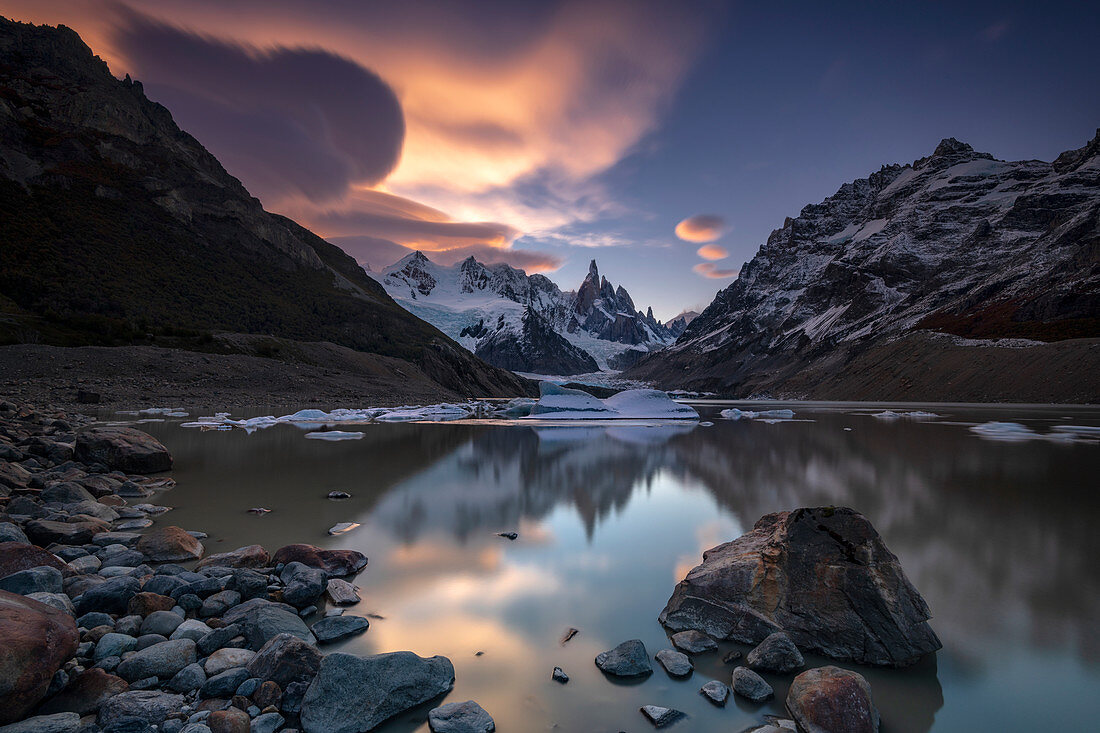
[588, 259, 599, 279]
[932, 138, 975, 157]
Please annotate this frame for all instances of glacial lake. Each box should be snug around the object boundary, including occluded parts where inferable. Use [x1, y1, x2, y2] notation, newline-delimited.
[121, 402, 1100, 732]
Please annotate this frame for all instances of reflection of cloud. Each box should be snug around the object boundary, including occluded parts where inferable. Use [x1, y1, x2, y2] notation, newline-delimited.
[675, 214, 726, 242]
[696, 244, 729, 260]
[693, 262, 739, 279]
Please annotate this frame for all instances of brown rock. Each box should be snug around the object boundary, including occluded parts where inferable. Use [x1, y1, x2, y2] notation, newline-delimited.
[786, 666, 880, 733]
[252, 680, 281, 709]
[25, 520, 106, 547]
[0, 461, 33, 490]
[208, 707, 250, 733]
[0, 589, 80, 724]
[98, 495, 126, 507]
[137, 526, 204, 563]
[128, 592, 177, 617]
[0, 542, 67, 580]
[272, 544, 367, 577]
[195, 545, 270, 571]
[35, 667, 129, 715]
[74, 427, 172, 474]
[660, 507, 941, 667]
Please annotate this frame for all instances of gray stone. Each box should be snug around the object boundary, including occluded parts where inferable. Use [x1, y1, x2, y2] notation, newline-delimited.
[97, 690, 186, 727]
[204, 648, 256, 676]
[310, 616, 368, 644]
[197, 624, 244, 656]
[699, 679, 729, 706]
[427, 700, 494, 733]
[279, 563, 326, 610]
[670, 630, 717, 654]
[0, 523, 29, 544]
[67, 556, 101, 575]
[168, 663, 206, 693]
[0, 566, 63, 596]
[746, 632, 804, 674]
[732, 666, 774, 702]
[75, 428, 172, 474]
[115, 639, 196, 681]
[140, 610, 184, 637]
[42, 482, 94, 504]
[300, 652, 455, 733]
[594, 639, 652, 677]
[551, 667, 568, 684]
[95, 633, 138, 661]
[0, 713, 81, 733]
[77, 611, 112, 629]
[135, 634, 169, 651]
[247, 634, 322, 688]
[655, 648, 693, 677]
[73, 576, 140, 615]
[170, 619, 213, 642]
[199, 668, 251, 699]
[249, 713, 283, 733]
[639, 705, 684, 728]
[24, 593, 74, 615]
[113, 615, 143, 637]
[239, 606, 314, 650]
[201, 590, 242, 618]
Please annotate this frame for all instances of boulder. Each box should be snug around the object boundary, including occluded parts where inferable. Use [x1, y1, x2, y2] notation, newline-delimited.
[238, 605, 315, 650]
[300, 652, 455, 733]
[271, 545, 367, 577]
[746, 632, 804, 674]
[75, 428, 172, 474]
[732, 666, 773, 702]
[654, 648, 693, 677]
[137, 526, 204, 563]
[279, 563, 326, 609]
[0, 543, 67, 580]
[595, 639, 652, 677]
[247, 634, 322, 688]
[115, 639, 196, 681]
[97, 690, 185, 728]
[311, 615, 369, 644]
[428, 700, 495, 733]
[0, 713, 81, 733]
[0, 567, 63, 596]
[786, 666, 880, 733]
[195, 545, 270, 571]
[34, 668, 128, 715]
[659, 507, 942, 666]
[0, 590, 80, 723]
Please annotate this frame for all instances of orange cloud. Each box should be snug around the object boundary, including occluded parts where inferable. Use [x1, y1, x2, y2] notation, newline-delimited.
[676, 214, 727, 242]
[696, 244, 729, 260]
[693, 262, 739, 279]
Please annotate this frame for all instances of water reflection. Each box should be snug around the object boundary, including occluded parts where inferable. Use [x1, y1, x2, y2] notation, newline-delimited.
[143, 404, 1100, 731]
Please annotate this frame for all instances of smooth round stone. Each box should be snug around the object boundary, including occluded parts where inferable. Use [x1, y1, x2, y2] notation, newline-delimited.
[311, 615, 369, 644]
[670, 630, 718, 654]
[428, 700, 495, 733]
[204, 648, 257, 676]
[732, 666, 774, 702]
[655, 648, 693, 677]
[595, 639, 652, 677]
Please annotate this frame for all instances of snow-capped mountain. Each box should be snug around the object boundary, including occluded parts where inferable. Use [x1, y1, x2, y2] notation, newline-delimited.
[628, 131, 1100, 398]
[369, 253, 675, 374]
[666, 310, 700, 338]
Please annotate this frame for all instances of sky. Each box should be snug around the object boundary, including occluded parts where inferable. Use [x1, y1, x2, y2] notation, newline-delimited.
[3, 0, 1098, 319]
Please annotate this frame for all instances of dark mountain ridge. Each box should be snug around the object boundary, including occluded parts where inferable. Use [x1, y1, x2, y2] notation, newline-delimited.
[0, 17, 528, 397]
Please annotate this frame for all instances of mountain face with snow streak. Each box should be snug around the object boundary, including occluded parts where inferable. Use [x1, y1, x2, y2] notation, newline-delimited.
[370, 253, 675, 374]
[627, 132, 1100, 400]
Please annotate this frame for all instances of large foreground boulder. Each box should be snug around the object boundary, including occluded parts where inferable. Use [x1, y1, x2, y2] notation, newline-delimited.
[0, 591, 80, 724]
[0, 543, 67, 580]
[659, 507, 941, 666]
[75, 427, 172, 473]
[786, 666, 880, 733]
[300, 652, 455, 733]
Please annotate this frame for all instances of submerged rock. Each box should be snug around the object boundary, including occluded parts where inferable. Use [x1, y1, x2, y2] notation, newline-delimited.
[660, 507, 942, 667]
[786, 666, 880, 733]
[0, 591, 80, 724]
[427, 700, 495, 733]
[300, 651, 455, 733]
[595, 639, 652, 677]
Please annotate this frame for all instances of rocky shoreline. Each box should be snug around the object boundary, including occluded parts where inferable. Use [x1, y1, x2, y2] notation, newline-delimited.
[0, 400, 934, 733]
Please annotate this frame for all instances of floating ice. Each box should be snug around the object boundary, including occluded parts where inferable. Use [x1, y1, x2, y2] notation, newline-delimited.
[524, 383, 697, 420]
[720, 408, 795, 420]
[328, 522, 360, 535]
[871, 410, 940, 420]
[304, 431, 365, 441]
[969, 421, 1081, 443]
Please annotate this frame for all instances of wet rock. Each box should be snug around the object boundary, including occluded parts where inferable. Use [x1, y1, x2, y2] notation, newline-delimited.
[786, 666, 879, 733]
[128, 592, 177, 617]
[670, 630, 717, 654]
[732, 666, 774, 702]
[323, 579, 359, 606]
[195, 546, 270, 571]
[428, 700, 495, 732]
[0, 712, 82, 733]
[35, 668, 129, 716]
[699, 679, 729, 706]
[655, 648, 693, 677]
[25, 520, 104, 547]
[168, 663, 207, 693]
[116, 639, 197, 681]
[141, 610, 185, 637]
[551, 667, 568, 684]
[114, 615, 143, 637]
[197, 624, 244, 657]
[75, 428, 172, 474]
[238, 606, 315, 650]
[205, 649, 256, 676]
[0, 543, 67, 579]
[639, 705, 684, 728]
[311, 615, 368, 644]
[0, 590, 80, 724]
[595, 639, 652, 677]
[300, 652, 455, 733]
[207, 709, 249, 733]
[200, 668, 251, 699]
[249, 713, 283, 733]
[96, 690, 185, 728]
[94, 633, 138, 661]
[746, 632, 804, 674]
[0, 566, 63, 596]
[170, 619, 213, 642]
[202, 590, 243, 618]
[0, 523, 29, 544]
[226, 570, 268, 601]
[246, 634, 322, 688]
[660, 507, 941, 667]
[271, 545, 366, 577]
[137, 527, 204, 563]
[279, 563, 326, 609]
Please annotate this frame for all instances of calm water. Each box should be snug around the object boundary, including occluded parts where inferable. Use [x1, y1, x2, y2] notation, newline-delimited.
[125, 402, 1100, 732]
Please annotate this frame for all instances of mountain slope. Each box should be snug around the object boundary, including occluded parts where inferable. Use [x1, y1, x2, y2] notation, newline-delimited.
[627, 133, 1100, 401]
[371, 252, 674, 373]
[0, 17, 528, 398]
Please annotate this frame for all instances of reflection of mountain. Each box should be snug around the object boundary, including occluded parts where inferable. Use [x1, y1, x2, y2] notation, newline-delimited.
[369, 423, 696, 542]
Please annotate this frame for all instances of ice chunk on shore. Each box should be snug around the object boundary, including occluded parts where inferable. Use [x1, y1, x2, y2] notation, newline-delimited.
[304, 431, 365, 441]
[720, 408, 795, 420]
[525, 384, 697, 420]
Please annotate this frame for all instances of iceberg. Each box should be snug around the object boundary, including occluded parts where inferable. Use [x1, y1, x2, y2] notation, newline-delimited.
[524, 383, 698, 420]
[720, 408, 795, 420]
[871, 410, 940, 420]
